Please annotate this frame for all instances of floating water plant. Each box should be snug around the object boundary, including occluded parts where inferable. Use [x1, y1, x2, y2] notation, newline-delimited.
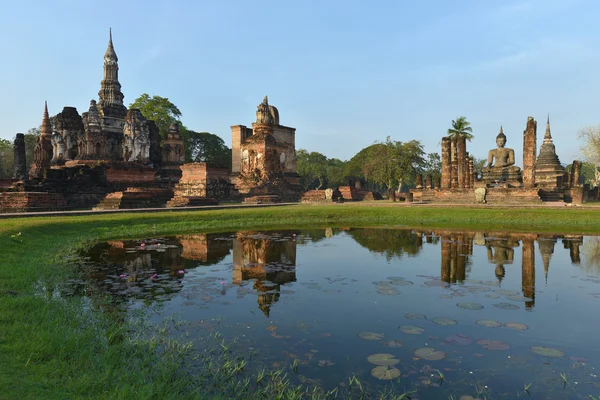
[444, 334, 472, 346]
[530, 346, 566, 358]
[405, 313, 426, 320]
[457, 302, 484, 310]
[398, 325, 425, 335]
[431, 317, 457, 326]
[358, 332, 384, 340]
[367, 353, 400, 366]
[371, 365, 401, 380]
[503, 322, 528, 331]
[494, 289, 520, 296]
[477, 339, 510, 350]
[376, 288, 401, 295]
[492, 302, 520, 310]
[414, 347, 447, 360]
[380, 340, 403, 348]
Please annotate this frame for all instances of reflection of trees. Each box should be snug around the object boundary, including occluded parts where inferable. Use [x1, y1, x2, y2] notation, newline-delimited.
[347, 228, 422, 260]
[581, 236, 600, 274]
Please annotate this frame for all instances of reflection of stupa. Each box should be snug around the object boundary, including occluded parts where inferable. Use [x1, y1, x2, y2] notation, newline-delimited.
[176, 234, 231, 265]
[537, 237, 557, 283]
[232, 232, 297, 317]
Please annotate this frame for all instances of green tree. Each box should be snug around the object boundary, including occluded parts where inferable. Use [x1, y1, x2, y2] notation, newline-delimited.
[447, 116, 474, 141]
[363, 137, 425, 199]
[325, 158, 347, 188]
[296, 150, 329, 190]
[130, 94, 182, 139]
[130, 94, 194, 161]
[421, 152, 442, 181]
[188, 131, 232, 169]
[0, 138, 13, 179]
[577, 125, 600, 186]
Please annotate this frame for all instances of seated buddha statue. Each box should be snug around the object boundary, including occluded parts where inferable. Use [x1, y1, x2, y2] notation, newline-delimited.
[481, 127, 522, 184]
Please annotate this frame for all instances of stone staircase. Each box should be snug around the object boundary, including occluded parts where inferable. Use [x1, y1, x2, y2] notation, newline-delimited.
[94, 188, 174, 210]
[538, 189, 564, 203]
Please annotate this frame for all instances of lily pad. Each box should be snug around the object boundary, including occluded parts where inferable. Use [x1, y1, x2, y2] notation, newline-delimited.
[476, 319, 502, 328]
[389, 280, 414, 286]
[503, 322, 529, 331]
[457, 302, 484, 310]
[492, 302, 519, 310]
[377, 288, 400, 295]
[477, 339, 510, 350]
[371, 365, 401, 380]
[431, 317, 457, 326]
[405, 313, 427, 320]
[358, 332, 384, 340]
[530, 346, 566, 358]
[465, 286, 491, 293]
[485, 293, 501, 299]
[494, 289, 520, 296]
[414, 347, 447, 360]
[367, 353, 400, 366]
[380, 340, 404, 348]
[398, 325, 425, 335]
[445, 334, 472, 346]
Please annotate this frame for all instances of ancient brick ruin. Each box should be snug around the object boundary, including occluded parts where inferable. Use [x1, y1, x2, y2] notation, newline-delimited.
[230, 96, 302, 203]
[413, 115, 587, 205]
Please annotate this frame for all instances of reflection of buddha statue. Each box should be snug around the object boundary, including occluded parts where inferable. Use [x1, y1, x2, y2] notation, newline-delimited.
[481, 127, 522, 184]
[486, 238, 518, 282]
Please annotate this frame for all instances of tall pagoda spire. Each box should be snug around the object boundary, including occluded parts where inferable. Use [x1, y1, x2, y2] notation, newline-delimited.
[544, 114, 552, 141]
[98, 28, 125, 110]
[40, 101, 52, 137]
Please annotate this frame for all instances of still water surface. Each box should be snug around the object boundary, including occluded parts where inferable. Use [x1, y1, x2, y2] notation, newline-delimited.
[79, 228, 600, 399]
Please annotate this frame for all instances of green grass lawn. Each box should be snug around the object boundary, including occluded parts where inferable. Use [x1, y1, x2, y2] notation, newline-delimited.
[1, 203, 600, 399]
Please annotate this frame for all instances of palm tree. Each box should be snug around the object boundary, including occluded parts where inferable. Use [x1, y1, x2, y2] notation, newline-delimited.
[447, 116, 474, 141]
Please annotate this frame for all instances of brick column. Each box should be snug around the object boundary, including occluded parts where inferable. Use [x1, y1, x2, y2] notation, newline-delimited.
[415, 174, 423, 189]
[441, 236, 451, 283]
[571, 160, 582, 187]
[522, 117, 537, 188]
[451, 138, 458, 188]
[457, 136, 466, 188]
[425, 174, 432, 189]
[468, 156, 474, 188]
[441, 137, 451, 189]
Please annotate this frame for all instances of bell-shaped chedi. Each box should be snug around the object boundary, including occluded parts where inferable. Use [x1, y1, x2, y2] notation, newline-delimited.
[535, 115, 564, 188]
[29, 102, 54, 179]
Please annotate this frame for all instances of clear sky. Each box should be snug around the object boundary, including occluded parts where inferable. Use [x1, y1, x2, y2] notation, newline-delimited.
[1, 0, 599, 165]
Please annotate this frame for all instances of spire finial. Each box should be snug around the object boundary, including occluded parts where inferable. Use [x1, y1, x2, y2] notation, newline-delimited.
[109, 27, 112, 43]
[544, 113, 552, 140]
[41, 101, 52, 136]
[500, 125, 503, 134]
[263, 95, 268, 105]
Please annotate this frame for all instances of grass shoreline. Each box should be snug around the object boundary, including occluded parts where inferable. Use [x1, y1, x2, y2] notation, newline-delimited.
[2, 204, 600, 399]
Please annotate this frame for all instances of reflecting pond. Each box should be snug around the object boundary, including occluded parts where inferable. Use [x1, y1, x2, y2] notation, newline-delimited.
[74, 228, 600, 399]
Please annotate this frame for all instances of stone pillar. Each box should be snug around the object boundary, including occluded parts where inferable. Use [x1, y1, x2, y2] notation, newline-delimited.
[468, 156, 474, 188]
[441, 137, 451, 189]
[451, 138, 458, 189]
[571, 160, 582, 188]
[523, 117, 537, 188]
[434, 175, 441, 189]
[415, 175, 423, 189]
[522, 238, 535, 310]
[425, 174, 432, 189]
[457, 136, 466, 188]
[13, 133, 28, 181]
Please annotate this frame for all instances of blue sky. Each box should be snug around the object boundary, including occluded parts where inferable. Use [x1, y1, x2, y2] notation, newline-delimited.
[1, 0, 599, 165]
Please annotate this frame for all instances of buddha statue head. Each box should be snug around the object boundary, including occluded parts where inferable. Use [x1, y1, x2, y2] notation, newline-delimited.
[496, 127, 506, 148]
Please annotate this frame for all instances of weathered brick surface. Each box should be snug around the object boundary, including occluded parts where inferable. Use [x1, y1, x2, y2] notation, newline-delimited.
[522, 117, 537, 188]
[441, 137, 451, 189]
[338, 186, 360, 201]
[0, 192, 68, 212]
